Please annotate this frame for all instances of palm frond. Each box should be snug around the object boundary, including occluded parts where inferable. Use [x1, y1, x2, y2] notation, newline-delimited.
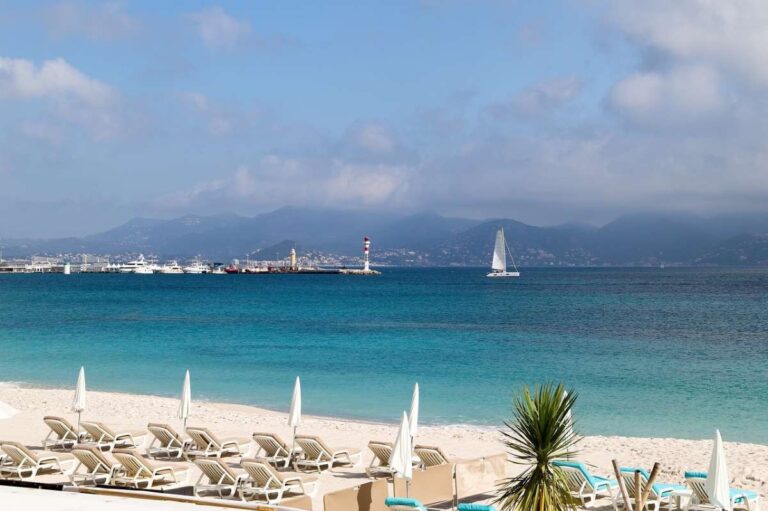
[495, 382, 580, 511]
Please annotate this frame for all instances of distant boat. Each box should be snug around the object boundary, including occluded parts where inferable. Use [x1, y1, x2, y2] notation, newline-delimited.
[159, 261, 183, 274]
[487, 227, 520, 278]
[183, 258, 209, 274]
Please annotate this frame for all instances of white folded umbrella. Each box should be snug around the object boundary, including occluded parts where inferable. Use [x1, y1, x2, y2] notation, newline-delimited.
[71, 366, 87, 429]
[408, 383, 419, 441]
[177, 370, 191, 429]
[390, 411, 413, 485]
[706, 429, 731, 511]
[289, 376, 302, 449]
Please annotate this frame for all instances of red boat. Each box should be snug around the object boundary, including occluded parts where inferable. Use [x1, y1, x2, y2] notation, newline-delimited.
[224, 264, 240, 274]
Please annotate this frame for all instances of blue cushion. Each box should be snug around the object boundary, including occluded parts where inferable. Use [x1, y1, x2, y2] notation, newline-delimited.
[731, 489, 758, 503]
[385, 497, 427, 510]
[684, 471, 708, 479]
[458, 504, 496, 511]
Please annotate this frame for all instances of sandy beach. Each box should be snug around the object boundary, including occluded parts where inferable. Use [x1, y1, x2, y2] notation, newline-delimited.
[0, 385, 766, 509]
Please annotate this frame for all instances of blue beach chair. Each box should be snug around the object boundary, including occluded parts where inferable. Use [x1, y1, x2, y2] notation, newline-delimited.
[684, 471, 760, 511]
[553, 460, 618, 509]
[619, 467, 687, 511]
[457, 504, 496, 511]
[384, 497, 428, 511]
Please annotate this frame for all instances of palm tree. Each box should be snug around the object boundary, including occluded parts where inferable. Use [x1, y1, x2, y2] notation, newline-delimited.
[495, 382, 579, 511]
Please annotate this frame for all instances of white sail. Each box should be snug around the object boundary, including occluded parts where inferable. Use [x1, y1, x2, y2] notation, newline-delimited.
[491, 228, 506, 271]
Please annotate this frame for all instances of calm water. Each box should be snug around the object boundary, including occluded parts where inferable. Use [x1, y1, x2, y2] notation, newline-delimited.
[0, 268, 767, 443]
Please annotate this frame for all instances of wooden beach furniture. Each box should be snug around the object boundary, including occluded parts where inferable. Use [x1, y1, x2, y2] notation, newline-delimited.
[70, 444, 123, 486]
[293, 434, 361, 473]
[553, 460, 619, 508]
[111, 448, 188, 489]
[619, 467, 686, 511]
[239, 457, 318, 504]
[685, 471, 760, 511]
[42, 416, 81, 450]
[414, 444, 450, 468]
[0, 441, 75, 479]
[193, 457, 247, 498]
[252, 432, 292, 468]
[80, 421, 146, 452]
[185, 426, 251, 459]
[146, 423, 190, 459]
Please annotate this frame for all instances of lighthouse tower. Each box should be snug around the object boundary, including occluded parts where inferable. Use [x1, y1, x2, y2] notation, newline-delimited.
[363, 237, 371, 272]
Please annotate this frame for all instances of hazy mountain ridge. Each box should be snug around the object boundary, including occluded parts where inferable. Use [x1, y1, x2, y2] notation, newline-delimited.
[3, 208, 768, 266]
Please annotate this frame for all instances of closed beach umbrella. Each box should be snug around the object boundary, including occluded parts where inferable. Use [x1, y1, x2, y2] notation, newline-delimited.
[289, 376, 302, 448]
[71, 366, 86, 429]
[408, 383, 419, 440]
[178, 370, 191, 429]
[0, 401, 18, 419]
[706, 429, 731, 511]
[390, 411, 413, 485]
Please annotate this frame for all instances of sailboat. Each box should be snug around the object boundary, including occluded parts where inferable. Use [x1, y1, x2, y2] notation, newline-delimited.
[487, 227, 520, 278]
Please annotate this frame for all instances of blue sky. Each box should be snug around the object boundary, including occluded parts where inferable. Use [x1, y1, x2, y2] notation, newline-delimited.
[1, 1, 767, 237]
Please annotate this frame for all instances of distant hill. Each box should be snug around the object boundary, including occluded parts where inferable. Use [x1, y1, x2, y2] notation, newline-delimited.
[3, 208, 768, 266]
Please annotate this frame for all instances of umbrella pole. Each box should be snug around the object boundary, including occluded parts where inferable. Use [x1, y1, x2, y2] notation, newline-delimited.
[77, 411, 81, 432]
[291, 426, 297, 456]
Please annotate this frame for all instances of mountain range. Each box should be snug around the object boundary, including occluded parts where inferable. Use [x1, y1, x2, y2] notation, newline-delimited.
[3, 207, 768, 266]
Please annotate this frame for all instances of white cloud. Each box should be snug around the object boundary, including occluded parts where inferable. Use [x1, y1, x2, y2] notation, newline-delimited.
[605, 0, 768, 87]
[610, 65, 723, 124]
[348, 122, 396, 153]
[188, 6, 251, 50]
[0, 57, 119, 139]
[44, 1, 139, 41]
[0, 57, 114, 106]
[487, 75, 582, 118]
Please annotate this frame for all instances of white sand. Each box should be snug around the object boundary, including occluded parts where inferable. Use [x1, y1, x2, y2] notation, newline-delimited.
[0, 386, 766, 510]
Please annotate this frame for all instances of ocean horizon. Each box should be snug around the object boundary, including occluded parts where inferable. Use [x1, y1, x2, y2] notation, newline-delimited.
[1, 267, 766, 443]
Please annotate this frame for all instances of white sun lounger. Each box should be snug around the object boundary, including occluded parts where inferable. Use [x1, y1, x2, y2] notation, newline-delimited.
[81, 421, 146, 452]
[185, 427, 251, 459]
[293, 435, 361, 473]
[685, 471, 760, 511]
[42, 416, 83, 450]
[0, 441, 76, 480]
[111, 448, 188, 489]
[620, 467, 687, 511]
[70, 444, 123, 486]
[414, 445, 450, 468]
[252, 432, 292, 469]
[553, 460, 618, 509]
[239, 457, 318, 504]
[146, 423, 191, 459]
[193, 457, 247, 498]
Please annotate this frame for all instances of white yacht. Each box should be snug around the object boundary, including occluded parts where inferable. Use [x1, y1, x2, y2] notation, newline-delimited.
[487, 227, 520, 278]
[118, 255, 152, 274]
[159, 261, 184, 274]
[183, 259, 209, 274]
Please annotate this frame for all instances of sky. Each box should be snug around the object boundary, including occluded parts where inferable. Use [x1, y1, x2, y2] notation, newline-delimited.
[2, 1, 768, 237]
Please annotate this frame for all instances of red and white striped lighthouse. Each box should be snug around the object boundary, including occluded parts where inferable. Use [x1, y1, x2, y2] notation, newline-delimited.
[363, 236, 370, 272]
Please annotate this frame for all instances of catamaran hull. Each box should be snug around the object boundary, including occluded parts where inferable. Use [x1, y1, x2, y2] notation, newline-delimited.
[486, 271, 520, 278]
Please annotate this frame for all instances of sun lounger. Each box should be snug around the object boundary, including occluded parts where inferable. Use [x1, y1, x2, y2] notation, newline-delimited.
[366, 440, 395, 477]
[252, 432, 292, 468]
[685, 471, 760, 511]
[42, 416, 82, 450]
[185, 427, 251, 459]
[239, 457, 318, 504]
[385, 497, 428, 511]
[70, 444, 123, 486]
[619, 467, 686, 511]
[293, 435, 361, 473]
[553, 460, 618, 508]
[147, 423, 191, 459]
[193, 458, 247, 498]
[0, 441, 75, 479]
[80, 421, 146, 452]
[111, 448, 188, 489]
[414, 445, 450, 468]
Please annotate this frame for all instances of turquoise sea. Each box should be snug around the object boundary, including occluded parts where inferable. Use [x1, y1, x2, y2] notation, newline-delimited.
[0, 268, 767, 443]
